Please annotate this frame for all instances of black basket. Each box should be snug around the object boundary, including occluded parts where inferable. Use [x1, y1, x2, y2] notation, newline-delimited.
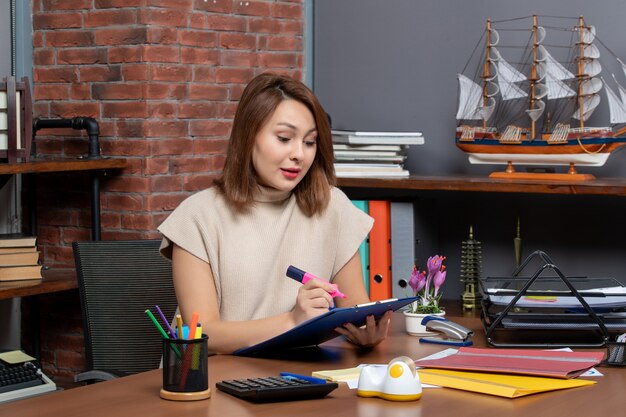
[602, 342, 626, 366]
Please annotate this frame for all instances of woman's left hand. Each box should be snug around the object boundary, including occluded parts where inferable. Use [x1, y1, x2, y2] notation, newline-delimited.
[334, 310, 392, 348]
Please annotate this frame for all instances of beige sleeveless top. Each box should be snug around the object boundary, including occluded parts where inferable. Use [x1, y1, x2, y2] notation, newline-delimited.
[158, 185, 372, 321]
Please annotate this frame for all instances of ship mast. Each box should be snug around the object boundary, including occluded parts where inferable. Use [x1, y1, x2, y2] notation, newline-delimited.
[577, 15, 585, 131]
[483, 18, 492, 131]
[530, 15, 538, 139]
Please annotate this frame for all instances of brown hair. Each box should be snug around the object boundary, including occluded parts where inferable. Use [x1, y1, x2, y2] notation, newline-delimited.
[214, 73, 336, 216]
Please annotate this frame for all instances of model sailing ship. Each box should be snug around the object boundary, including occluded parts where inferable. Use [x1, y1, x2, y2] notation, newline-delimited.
[455, 15, 626, 179]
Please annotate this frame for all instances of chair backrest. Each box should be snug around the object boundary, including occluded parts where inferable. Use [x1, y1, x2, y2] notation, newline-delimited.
[73, 240, 177, 375]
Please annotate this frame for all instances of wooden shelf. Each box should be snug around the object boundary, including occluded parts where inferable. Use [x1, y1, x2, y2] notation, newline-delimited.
[337, 175, 626, 196]
[0, 268, 78, 300]
[0, 157, 127, 176]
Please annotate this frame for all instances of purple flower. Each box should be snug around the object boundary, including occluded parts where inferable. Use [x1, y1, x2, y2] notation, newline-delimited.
[433, 270, 447, 297]
[409, 254, 446, 313]
[408, 265, 426, 294]
[427, 255, 445, 275]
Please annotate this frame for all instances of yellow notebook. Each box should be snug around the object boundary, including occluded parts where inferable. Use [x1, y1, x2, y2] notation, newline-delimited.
[417, 368, 596, 398]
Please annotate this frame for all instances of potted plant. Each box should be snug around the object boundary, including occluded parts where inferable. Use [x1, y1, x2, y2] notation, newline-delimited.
[403, 255, 447, 336]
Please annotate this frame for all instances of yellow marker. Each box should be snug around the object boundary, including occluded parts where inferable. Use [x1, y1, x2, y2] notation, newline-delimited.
[176, 314, 183, 339]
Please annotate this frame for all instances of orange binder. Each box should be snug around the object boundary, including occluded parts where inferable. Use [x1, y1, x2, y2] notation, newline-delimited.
[368, 200, 391, 301]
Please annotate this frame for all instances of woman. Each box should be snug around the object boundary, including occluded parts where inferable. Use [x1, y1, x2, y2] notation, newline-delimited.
[159, 73, 391, 353]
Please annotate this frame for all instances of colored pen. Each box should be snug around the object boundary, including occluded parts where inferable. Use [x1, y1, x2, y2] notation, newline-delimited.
[145, 309, 180, 357]
[187, 312, 200, 341]
[145, 309, 170, 340]
[176, 314, 184, 339]
[286, 265, 346, 298]
[155, 305, 177, 339]
[177, 324, 203, 339]
[279, 372, 327, 384]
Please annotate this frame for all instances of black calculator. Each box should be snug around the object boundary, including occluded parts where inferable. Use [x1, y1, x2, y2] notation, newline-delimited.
[216, 375, 339, 403]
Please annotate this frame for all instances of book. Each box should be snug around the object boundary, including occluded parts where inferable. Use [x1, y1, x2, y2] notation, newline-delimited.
[333, 144, 406, 152]
[334, 154, 407, 163]
[351, 200, 370, 295]
[335, 170, 410, 179]
[417, 368, 596, 398]
[334, 150, 406, 158]
[0, 246, 37, 254]
[334, 163, 410, 178]
[332, 129, 423, 137]
[0, 233, 37, 248]
[415, 347, 605, 379]
[331, 130, 425, 145]
[390, 202, 416, 299]
[368, 201, 392, 301]
[0, 251, 40, 266]
[0, 264, 43, 281]
[334, 163, 404, 171]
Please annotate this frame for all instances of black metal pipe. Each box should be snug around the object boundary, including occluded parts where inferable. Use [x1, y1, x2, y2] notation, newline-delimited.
[33, 117, 101, 158]
[91, 173, 101, 241]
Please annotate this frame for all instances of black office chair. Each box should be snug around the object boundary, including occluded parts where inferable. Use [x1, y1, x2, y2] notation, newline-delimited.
[72, 240, 177, 383]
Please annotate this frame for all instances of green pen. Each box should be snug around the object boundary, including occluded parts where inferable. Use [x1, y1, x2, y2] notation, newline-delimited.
[145, 309, 181, 357]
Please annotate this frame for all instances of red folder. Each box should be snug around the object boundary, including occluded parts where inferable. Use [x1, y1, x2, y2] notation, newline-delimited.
[415, 347, 604, 379]
[368, 200, 391, 301]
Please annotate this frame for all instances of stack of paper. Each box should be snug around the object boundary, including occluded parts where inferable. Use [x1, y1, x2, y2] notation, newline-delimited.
[312, 367, 362, 382]
[312, 347, 603, 399]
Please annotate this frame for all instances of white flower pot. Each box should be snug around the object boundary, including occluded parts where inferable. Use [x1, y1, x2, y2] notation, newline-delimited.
[403, 310, 446, 336]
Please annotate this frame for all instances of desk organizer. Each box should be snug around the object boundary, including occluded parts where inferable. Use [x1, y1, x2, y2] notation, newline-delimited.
[603, 342, 626, 366]
[480, 250, 626, 348]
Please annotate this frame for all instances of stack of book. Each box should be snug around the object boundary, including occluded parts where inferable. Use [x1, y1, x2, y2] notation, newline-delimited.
[331, 130, 424, 178]
[0, 233, 42, 281]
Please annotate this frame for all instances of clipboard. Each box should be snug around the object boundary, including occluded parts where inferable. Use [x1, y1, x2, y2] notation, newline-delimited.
[234, 296, 419, 356]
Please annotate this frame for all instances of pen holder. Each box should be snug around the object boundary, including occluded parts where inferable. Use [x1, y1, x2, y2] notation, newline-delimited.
[602, 341, 626, 366]
[160, 335, 210, 401]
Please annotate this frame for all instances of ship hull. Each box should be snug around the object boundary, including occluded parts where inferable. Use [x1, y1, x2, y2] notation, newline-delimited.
[455, 136, 626, 166]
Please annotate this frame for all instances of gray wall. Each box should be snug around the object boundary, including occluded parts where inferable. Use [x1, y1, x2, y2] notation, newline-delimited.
[313, 1, 626, 297]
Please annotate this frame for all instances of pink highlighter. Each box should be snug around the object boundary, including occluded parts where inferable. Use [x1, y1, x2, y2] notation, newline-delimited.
[286, 265, 346, 298]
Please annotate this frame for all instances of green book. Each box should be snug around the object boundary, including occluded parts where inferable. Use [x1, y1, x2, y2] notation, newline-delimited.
[351, 200, 370, 295]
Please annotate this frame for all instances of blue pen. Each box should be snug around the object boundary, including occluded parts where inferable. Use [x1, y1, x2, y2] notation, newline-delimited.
[279, 372, 327, 384]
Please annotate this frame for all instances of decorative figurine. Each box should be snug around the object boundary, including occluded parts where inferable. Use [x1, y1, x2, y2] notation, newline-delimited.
[460, 226, 482, 310]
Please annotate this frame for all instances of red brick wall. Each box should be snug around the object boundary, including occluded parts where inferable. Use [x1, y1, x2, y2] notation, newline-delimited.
[27, 0, 305, 380]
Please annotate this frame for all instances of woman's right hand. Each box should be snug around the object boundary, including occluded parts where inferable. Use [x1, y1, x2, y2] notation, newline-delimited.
[290, 279, 336, 325]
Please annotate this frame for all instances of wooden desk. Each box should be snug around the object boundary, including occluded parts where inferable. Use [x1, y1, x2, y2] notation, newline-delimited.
[0, 268, 77, 300]
[1, 310, 621, 417]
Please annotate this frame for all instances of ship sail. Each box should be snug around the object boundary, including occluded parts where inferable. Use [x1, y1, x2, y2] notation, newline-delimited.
[526, 100, 545, 122]
[573, 25, 602, 122]
[492, 47, 528, 100]
[573, 95, 601, 121]
[604, 81, 626, 124]
[456, 74, 495, 121]
[619, 58, 626, 82]
[612, 73, 626, 107]
[536, 45, 576, 99]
